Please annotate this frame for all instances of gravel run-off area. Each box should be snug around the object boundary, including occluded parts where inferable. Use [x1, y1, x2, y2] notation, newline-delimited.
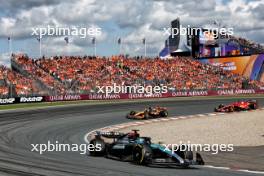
[121, 110, 264, 146]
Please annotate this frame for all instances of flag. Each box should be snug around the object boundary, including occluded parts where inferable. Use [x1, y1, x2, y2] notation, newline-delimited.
[118, 38, 121, 44]
[92, 37, 96, 44]
[159, 46, 170, 58]
[64, 37, 69, 44]
[165, 39, 168, 47]
[142, 38, 146, 44]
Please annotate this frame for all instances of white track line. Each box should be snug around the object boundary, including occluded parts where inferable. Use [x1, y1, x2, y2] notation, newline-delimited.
[85, 108, 264, 144]
[178, 116, 187, 119]
[207, 113, 217, 116]
[203, 165, 230, 170]
[169, 117, 179, 120]
[84, 108, 264, 174]
[203, 165, 264, 174]
[197, 114, 206, 117]
[237, 170, 264, 174]
[160, 118, 170, 121]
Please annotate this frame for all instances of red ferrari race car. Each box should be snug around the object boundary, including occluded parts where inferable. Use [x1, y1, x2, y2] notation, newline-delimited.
[214, 100, 258, 112]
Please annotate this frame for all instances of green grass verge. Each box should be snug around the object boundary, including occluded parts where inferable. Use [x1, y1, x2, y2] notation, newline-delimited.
[0, 94, 263, 111]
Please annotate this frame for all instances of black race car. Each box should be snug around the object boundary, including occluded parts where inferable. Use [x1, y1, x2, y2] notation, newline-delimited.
[89, 130, 204, 167]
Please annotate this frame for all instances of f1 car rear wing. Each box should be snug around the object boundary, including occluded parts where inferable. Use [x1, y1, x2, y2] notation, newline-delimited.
[95, 131, 126, 138]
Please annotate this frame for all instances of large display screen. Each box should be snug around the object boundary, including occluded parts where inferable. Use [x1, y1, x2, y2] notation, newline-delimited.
[199, 30, 217, 45]
[199, 54, 264, 81]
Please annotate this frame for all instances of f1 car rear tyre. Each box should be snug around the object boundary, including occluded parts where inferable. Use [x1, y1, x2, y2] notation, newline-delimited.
[89, 138, 106, 156]
[229, 106, 234, 112]
[196, 153, 205, 165]
[130, 111, 136, 115]
[132, 144, 152, 165]
[185, 151, 193, 160]
[218, 104, 224, 109]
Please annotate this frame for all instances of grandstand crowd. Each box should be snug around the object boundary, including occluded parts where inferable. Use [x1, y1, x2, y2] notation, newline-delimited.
[226, 35, 264, 55]
[0, 54, 263, 97]
[0, 65, 41, 96]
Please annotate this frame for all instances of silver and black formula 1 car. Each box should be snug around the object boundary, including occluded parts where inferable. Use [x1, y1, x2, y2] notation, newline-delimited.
[89, 130, 204, 167]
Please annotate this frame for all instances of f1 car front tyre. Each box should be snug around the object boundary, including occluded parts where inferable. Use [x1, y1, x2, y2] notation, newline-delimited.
[159, 110, 168, 117]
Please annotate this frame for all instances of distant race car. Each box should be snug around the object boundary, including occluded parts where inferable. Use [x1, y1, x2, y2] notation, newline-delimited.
[214, 100, 258, 112]
[126, 106, 168, 120]
[89, 130, 204, 167]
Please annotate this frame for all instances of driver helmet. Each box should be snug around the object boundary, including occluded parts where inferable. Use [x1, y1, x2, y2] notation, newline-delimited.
[128, 131, 139, 139]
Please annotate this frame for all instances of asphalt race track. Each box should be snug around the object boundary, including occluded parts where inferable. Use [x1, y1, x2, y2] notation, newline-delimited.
[0, 97, 263, 176]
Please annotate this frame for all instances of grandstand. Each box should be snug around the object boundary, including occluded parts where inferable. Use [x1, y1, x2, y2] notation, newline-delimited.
[0, 65, 42, 98]
[0, 53, 262, 97]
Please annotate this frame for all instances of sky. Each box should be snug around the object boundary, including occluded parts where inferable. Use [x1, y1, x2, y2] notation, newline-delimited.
[0, 0, 263, 66]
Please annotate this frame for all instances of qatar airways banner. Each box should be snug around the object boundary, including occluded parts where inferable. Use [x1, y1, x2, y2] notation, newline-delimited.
[1, 89, 263, 104]
[44, 89, 264, 102]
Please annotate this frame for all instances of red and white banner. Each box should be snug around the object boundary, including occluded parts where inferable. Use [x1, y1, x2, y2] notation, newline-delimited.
[44, 89, 264, 102]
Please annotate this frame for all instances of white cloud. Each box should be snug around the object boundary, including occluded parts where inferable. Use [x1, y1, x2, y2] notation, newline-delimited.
[0, 52, 12, 66]
[0, 0, 263, 57]
[123, 24, 166, 56]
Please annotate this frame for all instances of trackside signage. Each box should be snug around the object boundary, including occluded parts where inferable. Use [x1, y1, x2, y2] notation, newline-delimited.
[217, 89, 255, 95]
[89, 94, 121, 100]
[0, 96, 44, 105]
[0, 98, 15, 104]
[171, 90, 208, 97]
[43, 89, 264, 102]
[128, 93, 164, 99]
[0, 89, 264, 105]
[20, 96, 43, 103]
[46, 95, 82, 101]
